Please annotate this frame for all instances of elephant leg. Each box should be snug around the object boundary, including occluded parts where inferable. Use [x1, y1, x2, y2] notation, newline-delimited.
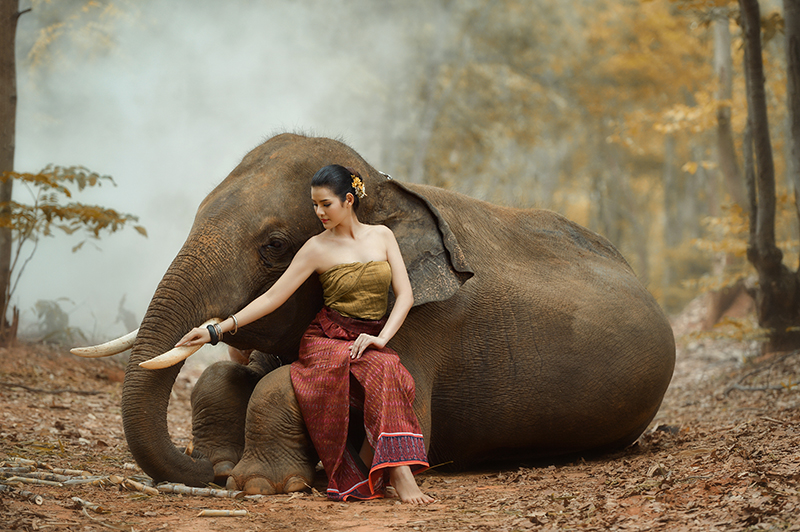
[227, 366, 316, 495]
[190, 352, 278, 484]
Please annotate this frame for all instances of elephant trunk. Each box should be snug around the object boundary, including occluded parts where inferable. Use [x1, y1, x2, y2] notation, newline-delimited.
[121, 240, 233, 486]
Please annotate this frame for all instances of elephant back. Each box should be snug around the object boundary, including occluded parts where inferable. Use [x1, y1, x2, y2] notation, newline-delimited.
[391, 183, 675, 468]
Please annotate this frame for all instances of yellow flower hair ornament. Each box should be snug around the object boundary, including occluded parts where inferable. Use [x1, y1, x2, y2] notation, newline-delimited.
[351, 175, 367, 199]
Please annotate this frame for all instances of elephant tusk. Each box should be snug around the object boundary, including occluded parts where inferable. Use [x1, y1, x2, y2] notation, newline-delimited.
[70, 329, 139, 358]
[138, 318, 222, 370]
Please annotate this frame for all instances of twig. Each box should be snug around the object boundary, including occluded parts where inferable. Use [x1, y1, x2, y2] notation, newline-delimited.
[725, 383, 795, 394]
[0, 381, 103, 395]
[81, 507, 132, 532]
[737, 350, 800, 382]
[197, 509, 247, 517]
[422, 460, 454, 471]
[4, 476, 63, 487]
[761, 416, 789, 425]
[724, 350, 800, 395]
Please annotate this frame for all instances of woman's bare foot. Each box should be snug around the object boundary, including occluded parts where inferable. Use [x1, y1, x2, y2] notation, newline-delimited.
[389, 466, 434, 504]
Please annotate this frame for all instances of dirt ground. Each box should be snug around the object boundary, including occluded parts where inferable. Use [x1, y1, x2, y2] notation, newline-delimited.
[1, 298, 799, 531]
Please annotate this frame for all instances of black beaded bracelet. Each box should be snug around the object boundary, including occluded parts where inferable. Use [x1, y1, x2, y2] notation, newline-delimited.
[207, 324, 219, 345]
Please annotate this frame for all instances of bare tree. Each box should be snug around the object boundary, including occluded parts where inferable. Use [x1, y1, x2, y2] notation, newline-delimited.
[740, 0, 800, 350]
[0, 1, 142, 345]
[714, 10, 747, 207]
[787, 0, 800, 217]
[704, 8, 749, 329]
[0, 0, 26, 342]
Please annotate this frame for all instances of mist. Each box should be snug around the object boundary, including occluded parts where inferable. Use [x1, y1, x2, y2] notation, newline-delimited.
[13, 0, 440, 342]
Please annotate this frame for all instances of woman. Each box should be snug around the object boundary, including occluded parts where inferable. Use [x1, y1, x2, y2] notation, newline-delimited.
[176, 164, 433, 504]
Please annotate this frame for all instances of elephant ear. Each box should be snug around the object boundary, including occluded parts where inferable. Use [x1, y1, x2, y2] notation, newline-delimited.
[364, 177, 473, 306]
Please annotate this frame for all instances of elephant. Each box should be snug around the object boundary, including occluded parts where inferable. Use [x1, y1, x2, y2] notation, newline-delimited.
[93, 133, 675, 494]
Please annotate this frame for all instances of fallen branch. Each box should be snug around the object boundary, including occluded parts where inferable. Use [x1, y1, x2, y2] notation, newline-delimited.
[64, 476, 111, 486]
[0, 483, 44, 505]
[1, 458, 49, 469]
[2, 460, 107, 488]
[51, 467, 93, 477]
[125, 478, 158, 496]
[197, 509, 247, 517]
[0, 466, 36, 475]
[109, 474, 159, 496]
[0, 381, 103, 395]
[72, 496, 107, 513]
[4, 476, 63, 487]
[19, 488, 44, 505]
[13, 471, 72, 483]
[157, 483, 244, 498]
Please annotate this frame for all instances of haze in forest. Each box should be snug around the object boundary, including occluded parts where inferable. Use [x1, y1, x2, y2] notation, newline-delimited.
[11, 0, 792, 344]
[13, 0, 442, 341]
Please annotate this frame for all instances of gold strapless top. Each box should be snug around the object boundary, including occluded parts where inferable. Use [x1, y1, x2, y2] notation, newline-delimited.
[319, 261, 392, 320]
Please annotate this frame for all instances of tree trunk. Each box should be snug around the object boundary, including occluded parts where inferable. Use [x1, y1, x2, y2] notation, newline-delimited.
[786, 0, 800, 269]
[740, 0, 800, 350]
[714, 15, 747, 207]
[0, 0, 20, 344]
[706, 17, 748, 329]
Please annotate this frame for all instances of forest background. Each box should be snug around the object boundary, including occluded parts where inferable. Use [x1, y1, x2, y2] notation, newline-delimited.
[3, 0, 793, 347]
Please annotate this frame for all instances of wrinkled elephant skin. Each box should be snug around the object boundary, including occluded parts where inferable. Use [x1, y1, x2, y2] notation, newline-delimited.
[120, 134, 675, 492]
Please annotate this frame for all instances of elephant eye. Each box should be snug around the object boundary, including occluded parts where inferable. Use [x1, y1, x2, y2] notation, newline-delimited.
[258, 238, 287, 268]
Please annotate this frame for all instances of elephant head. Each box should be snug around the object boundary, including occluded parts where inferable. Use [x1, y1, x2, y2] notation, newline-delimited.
[120, 134, 472, 486]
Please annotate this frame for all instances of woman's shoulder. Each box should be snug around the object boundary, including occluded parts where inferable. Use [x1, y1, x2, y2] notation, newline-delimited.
[364, 223, 395, 240]
[296, 233, 328, 261]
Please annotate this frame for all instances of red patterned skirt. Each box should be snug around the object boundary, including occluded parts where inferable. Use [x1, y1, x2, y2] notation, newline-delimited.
[289, 307, 429, 501]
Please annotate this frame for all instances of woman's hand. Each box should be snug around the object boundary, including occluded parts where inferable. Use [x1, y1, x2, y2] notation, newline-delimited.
[175, 326, 211, 347]
[350, 333, 387, 359]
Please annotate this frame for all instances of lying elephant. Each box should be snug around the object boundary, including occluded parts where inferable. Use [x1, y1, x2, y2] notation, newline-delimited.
[76, 133, 675, 494]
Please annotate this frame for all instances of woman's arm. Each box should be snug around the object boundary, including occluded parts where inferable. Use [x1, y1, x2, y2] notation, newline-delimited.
[350, 227, 414, 358]
[175, 242, 319, 347]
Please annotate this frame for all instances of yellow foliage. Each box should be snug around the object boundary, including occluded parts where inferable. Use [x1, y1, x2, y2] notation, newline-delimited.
[654, 92, 729, 135]
[682, 161, 699, 175]
[0, 165, 146, 316]
[405, 0, 789, 317]
[0, 166, 146, 244]
[688, 190, 800, 301]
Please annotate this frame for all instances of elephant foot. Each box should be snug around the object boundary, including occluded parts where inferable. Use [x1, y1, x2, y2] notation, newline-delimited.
[226, 473, 310, 495]
[212, 460, 236, 485]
